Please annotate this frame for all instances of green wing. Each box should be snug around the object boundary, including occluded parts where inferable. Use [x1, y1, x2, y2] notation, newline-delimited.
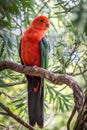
[40, 37, 50, 69]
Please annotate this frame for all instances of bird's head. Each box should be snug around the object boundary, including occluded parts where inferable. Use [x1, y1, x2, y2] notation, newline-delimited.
[31, 15, 50, 31]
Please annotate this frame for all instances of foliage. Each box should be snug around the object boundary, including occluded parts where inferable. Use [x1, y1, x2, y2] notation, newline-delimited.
[0, 0, 87, 130]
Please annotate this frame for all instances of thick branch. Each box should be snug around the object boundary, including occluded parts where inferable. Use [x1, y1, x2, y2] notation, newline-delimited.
[0, 61, 84, 112]
[74, 96, 87, 130]
[0, 102, 35, 130]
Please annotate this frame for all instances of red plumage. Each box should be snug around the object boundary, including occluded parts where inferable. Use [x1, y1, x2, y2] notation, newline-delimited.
[20, 16, 50, 128]
[21, 16, 49, 67]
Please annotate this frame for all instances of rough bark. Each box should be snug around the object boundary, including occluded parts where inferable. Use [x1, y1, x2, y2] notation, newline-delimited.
[0, 60, 85, 130]
[0, 60, 84, 112]
[74, 96, 87, 130]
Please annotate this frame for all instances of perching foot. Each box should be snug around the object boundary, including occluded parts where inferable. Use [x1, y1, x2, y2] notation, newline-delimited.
[29, 65, 37, 73]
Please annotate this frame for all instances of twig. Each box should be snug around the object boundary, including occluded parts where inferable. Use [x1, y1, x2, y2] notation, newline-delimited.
[65, 43, 79, 67]
[0, 102, 35, 130]
[0, 124, 6, 128]
[12, 18, 23, 35]
[68, 68, 87, 76]
[36, 0, 50, 16]
[0, 90, 26, 99]
[5, 80, 26, 87]
[0, 112, 8, 116]
[0, 80, 26, 88]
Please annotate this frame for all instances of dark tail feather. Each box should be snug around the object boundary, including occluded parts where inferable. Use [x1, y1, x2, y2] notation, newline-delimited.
[26, 75, 44, 128]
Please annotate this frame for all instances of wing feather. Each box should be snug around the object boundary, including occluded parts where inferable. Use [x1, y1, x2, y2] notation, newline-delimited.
[40, 37, 50, 69]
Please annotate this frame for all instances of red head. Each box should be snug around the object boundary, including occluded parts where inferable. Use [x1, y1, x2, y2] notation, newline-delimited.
[31, 15, 50, 31]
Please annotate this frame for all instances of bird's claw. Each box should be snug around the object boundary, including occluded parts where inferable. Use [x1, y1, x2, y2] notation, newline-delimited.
[29, 65, 37, 73]
[22, 64, 27, 68]
[22, 64, 37, 73]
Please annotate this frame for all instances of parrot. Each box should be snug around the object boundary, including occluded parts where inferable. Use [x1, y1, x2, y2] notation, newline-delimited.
[19, 16, 50, 128]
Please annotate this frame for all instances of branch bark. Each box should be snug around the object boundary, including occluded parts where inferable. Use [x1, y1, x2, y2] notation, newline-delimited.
[0, 60, 85, 130]
[0, 60, 84, 112]
[74, 96, 87, 130]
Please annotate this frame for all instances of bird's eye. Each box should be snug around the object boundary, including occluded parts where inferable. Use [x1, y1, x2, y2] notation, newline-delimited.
[40, 19, 44, 22]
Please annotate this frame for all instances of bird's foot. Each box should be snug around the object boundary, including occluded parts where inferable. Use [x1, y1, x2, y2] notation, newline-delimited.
[22, 64, 27, 68]
[29, 65, 37, 73]
[22, 64, 37, 74]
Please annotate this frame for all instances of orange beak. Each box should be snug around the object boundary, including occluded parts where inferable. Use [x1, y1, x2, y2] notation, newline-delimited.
[46, 22, 50, 28]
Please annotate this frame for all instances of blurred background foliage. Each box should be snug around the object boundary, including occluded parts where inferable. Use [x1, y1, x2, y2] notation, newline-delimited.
[0, 0, 87, 130]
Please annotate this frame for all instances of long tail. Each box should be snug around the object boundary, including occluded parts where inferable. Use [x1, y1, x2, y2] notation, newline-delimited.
[26, 75, 44, 128]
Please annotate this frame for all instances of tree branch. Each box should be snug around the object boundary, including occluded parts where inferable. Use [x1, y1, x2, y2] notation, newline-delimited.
[72, 68, 87, 76]
[0, 102, 35, 130]
[67, 106, 76, 130]
[67, 68, 87, 76]
[0, 60, 84, 112]
[74, 96, 87, 130]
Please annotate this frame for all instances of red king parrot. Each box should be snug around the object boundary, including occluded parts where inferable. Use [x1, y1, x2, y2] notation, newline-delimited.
[20, 16, 50, 128]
